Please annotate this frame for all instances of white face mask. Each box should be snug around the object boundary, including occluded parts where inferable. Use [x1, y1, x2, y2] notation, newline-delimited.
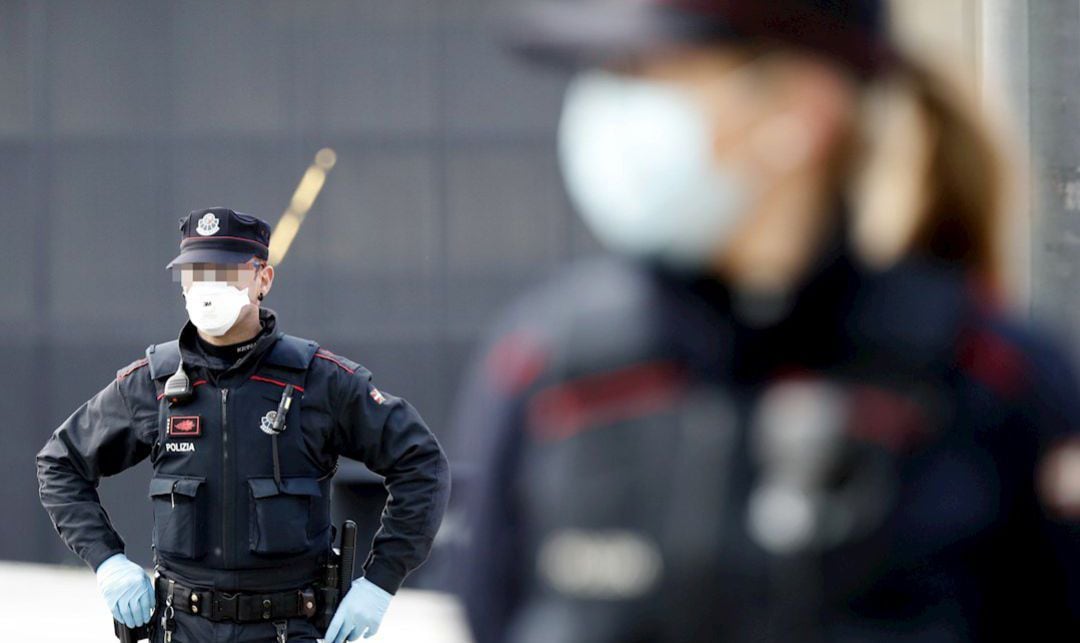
[558, 69, 753, 268]
[183, 282, 251, 337]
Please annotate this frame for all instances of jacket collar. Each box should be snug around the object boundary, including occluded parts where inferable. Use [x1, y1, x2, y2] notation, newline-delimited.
[177, 308, 283, 378]
[654, 249, 971, 386]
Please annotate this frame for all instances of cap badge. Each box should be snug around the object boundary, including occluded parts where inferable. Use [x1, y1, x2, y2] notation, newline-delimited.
[196, 212, 220, 236]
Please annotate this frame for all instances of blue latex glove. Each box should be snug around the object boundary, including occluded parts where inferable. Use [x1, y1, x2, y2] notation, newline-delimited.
[324, 577, 393, 641]
[95, 553, 155, 628]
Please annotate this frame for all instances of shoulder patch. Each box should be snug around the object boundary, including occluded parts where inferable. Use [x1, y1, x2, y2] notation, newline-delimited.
[116, 357, 150, 381]
[314, 348, 360, 374]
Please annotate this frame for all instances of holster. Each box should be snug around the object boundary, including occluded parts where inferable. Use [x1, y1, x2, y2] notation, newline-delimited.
[113, 619, 150, 642]
[314, 520, 358, 632]
[313, 549, 342, 632]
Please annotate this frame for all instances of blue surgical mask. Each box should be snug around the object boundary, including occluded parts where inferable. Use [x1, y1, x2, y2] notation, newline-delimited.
[557, 69, 753, 268]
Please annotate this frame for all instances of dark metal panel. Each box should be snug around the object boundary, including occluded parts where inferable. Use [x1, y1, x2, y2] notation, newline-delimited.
[47, 142, 170, 333]
[47, 0, 169, 137]
[0, 144, 36, 321]
[169, 1, 298, 135]
[0, 1, 32, 137]
[442, 26, 568, 136]
[295, 24, 440, 137]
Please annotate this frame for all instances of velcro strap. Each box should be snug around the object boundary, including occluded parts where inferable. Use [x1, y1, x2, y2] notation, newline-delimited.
[235, 591, 300, 621]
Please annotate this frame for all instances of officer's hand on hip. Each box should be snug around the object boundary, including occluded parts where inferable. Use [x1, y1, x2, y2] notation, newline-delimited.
[324, 577, 392, 641]
[95, 553, 155, 628]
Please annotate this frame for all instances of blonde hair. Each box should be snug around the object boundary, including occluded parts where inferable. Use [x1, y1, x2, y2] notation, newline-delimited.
[850, 54, 1015, 291]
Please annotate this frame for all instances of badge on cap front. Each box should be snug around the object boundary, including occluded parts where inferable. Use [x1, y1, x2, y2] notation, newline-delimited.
[196, 212, 220, 236]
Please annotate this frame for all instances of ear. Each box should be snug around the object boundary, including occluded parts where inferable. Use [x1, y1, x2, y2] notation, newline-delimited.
[260, 264, 275, 300]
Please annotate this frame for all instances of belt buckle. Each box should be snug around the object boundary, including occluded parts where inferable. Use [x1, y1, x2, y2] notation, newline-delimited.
[215, 592, 239, 622]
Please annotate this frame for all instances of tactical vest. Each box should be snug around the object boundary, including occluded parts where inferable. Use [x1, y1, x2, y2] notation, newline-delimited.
[144, 335, 334, 577]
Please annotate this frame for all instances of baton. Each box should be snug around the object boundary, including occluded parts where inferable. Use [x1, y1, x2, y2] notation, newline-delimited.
[339, 519, 359, 596]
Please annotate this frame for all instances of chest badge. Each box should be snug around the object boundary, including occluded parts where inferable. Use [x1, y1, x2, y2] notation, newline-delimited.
[260, 410, 279, 435]
[168, 415, 201, 438]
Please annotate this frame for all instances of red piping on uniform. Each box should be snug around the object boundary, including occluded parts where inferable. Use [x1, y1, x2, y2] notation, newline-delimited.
[956, 328, 1030, 399]
[527, 361, 687, 443]
[181, 235, 269, 250]
[157, 379, 208, 400]
[250, 375, 305, 392]
[484, 331, 547, 395]
[847, 385, 932, 452]
[315, 350, 356, 374]
[117, 358, 149, 380]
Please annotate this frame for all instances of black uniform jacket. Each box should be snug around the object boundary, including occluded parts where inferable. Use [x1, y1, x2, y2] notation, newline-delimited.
[457, 252, 1080, 643]
[37, 309, 450, 594]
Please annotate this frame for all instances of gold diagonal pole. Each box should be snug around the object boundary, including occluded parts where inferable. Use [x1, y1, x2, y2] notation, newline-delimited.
[268, 147, 337, 266]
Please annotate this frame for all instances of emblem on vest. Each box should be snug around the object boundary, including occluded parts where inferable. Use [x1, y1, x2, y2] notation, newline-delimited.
[260, 410, 279, 435]
[196, 212, 220, 236]
[166, 442, 195, 453]
[168, 416, 201, 437]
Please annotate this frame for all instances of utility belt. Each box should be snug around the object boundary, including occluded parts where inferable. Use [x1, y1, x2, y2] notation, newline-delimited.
[115, 520, 360, 643]
[155, 575, 318, 623]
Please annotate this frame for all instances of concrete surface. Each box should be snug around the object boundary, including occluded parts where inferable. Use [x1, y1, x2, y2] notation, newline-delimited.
[0, 561, 472, 643]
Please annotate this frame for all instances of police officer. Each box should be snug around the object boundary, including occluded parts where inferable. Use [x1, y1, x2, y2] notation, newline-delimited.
[456, 1, 1080, 641]
[37, 207, 451, 642]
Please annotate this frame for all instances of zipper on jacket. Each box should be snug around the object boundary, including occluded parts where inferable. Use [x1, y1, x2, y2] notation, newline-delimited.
[221, 388, 230, 568]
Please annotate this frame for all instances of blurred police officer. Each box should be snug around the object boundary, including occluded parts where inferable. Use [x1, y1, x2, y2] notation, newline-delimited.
[456, 1, 1080, 641]
[37, 207, 450, 642]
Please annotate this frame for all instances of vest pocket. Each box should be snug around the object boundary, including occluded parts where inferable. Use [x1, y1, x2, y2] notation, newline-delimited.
[248, 477, 323, 556]
[148, 476, 206, 559]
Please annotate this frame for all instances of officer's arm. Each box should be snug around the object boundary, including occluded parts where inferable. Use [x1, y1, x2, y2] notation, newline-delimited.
[331, 367, 451, 595]
[452, 337, 535, 643]
[35, 369, 156, 571]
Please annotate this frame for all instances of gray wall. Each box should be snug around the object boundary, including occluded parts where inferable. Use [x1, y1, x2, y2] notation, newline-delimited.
[1026, 1, 1080, 357]
[0, 1, 599, 569]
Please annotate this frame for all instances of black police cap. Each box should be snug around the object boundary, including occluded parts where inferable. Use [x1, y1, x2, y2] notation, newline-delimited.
[165, 207, 271, 270]
[502, 0, 897, 79]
